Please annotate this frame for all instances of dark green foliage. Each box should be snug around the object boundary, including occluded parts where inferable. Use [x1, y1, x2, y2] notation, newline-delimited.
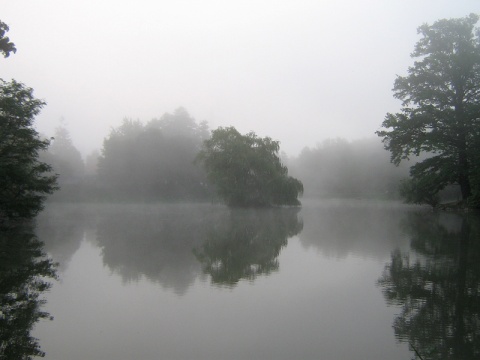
[0, 224, 57, 359]
[377, 14, 480, 206]
[97, 108, 211, 201]
[0, 20, 16, 58]
[468, 188, 480, 208]
[468, 143, 480, 208]
[0, 79, 58, 221]
[398, 178, 440, 208]
[196, 127, 303, 207]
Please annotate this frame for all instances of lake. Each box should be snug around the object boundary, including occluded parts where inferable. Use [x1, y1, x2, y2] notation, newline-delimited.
[8, 199, 480, 359]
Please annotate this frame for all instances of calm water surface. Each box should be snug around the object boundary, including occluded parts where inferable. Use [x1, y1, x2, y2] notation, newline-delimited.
[24, 200, 480, 359]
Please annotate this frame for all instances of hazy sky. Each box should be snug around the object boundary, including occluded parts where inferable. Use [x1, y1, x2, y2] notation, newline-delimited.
[3, 1, 479, 157]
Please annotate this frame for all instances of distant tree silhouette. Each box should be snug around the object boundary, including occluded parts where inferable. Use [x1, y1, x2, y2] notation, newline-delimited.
[97, 108, 212, 201]
[289, 138, 409, 199]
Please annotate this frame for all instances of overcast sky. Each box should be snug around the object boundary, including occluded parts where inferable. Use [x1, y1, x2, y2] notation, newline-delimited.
[3, 1, 480, 157]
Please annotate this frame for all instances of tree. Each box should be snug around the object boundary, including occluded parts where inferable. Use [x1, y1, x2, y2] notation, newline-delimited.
[0, 80, 58, 221]
[398, 178, 440, 208]
[376, 14, 480, 206]
[0, 20, 16, 58]
[97, 109, 211, 201]
[39, 123, 86, 201]
[46, 124, 85, 182]
[289, 138, 410, 199]
[147, 107, 210, 140]
[196, 127, 303, 207]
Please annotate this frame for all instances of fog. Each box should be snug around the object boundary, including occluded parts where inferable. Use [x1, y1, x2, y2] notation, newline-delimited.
[37, 109, 412, 203]
[3, 1, 478, 158]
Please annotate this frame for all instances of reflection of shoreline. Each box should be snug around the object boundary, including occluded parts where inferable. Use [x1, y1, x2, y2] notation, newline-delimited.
[37, 200, 421, 292]
[298, 200, 420, 259]
[97, 205, 303, 292]
[36, 203, 303, 294]
[0, 224, 57, 358]
[96, 203, 224, 295]
[195, 207, 303, 286]
[35, 203, 98, 272]
[35, 200, 419, 290]
[378, 211, 480, 360]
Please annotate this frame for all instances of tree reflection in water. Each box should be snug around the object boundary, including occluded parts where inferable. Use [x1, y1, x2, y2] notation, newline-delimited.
[96, 205, 302, 292]
[97, 204, 221, 295]
[194, 207, 303, 286]
[378, 211, 480, 360]
[0, 224, 57, 359]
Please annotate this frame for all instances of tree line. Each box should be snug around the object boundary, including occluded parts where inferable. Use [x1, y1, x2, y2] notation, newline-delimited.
[288, 138, 411, 200]
[3, 13, 480, 224]
[35, 115, 413, 204]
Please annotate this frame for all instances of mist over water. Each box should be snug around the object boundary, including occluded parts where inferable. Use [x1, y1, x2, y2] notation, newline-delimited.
[26, 200, 479, 359]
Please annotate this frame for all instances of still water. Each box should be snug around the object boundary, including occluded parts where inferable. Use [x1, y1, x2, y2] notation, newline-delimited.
[8, 200, 480, 359]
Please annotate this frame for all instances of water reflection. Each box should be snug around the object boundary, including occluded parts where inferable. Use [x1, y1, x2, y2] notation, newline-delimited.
[96, 204, 219, 295]
[194, 207, 303, 286]
[95, 204, 302, 292]
[35, 204, 95, 272]
[32, 201, 424, 359]
[298, 200, 413, 259]
[0, 224, 57, 359]
[378, 211, 480, 359]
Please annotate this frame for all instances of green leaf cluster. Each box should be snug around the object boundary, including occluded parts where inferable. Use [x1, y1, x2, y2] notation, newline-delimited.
[377, 14, 480, 206]
[0, 20, 16, 58]
[0, 79, 58, 221]
[197, 127, 303, 207]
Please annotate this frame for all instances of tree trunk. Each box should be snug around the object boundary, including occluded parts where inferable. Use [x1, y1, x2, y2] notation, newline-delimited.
[458, 148, 471, 201]
[455, 87, 471, 201]
[453, 217, 469, 359]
